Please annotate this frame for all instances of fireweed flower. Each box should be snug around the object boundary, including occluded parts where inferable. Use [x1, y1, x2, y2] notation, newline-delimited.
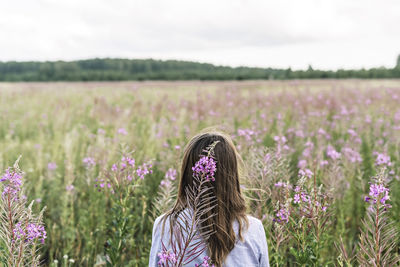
[326, 145, 341, 160]
[13, 222, 47, 244]
[47, 162, 57, 171]
[275, 207, 290, 223]
[320, 160, 329, 167]
[117, 127, 128, 135]
[160, 168, 177, 187]
[111, 164, 118, 172]
[192, 156, 217, 181]
[13, 222, 25, 240]
[364, 183, 391, 208]
[298, 169, 313, 179]
[0, 167, 23, 197]
[157, 250, 177, 265]
[165, 168, 177, 181]
[122, 156, 135, 168]
[26, 223, 47, 244]
[96, 157, 152, 192]
[375, 153, 392, 166]
[136, 163, 153, 180]
[66, 184, 74, 192]
[302, 142, 314, 158]
[293, 194, 301, 204]
[1, 162, 47, 265]
[297, 159, 307, 169]
[274, 181, 286, 188]
[83, 157, 96, 168]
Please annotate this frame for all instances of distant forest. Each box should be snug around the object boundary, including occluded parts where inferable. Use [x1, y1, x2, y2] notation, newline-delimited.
[1, 56, 400, 81]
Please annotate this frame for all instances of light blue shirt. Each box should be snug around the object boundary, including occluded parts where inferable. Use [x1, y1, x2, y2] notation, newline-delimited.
[149, 213, 270, 267]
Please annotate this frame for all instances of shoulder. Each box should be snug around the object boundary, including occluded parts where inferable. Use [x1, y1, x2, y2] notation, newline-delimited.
[152, 214, 169, 237]
[245, 215, 264, 232]
[242, 215, 267, 244]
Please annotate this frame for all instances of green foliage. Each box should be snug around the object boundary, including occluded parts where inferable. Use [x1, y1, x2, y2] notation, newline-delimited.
[397, 54, 400, 68]
[0, 58, 400, 81]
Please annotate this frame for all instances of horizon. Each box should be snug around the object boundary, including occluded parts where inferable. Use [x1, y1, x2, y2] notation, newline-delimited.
[0, 56, 398, 72]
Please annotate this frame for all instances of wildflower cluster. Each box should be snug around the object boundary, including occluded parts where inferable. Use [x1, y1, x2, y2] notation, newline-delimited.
[374, 152, 392, 166]
[102, 153, 153, 265]
[192, 156, 217, 182]
[364, 183, 390, 208]
[160, 168, 177, 187]
[157, 250, 177, 266]
[357, 168, 399, 266]
[0, 160, 47, 266]
[192, 156, 217, 181]
[326, 145, 341, 160]
[0, 167, 23, 197]
[13, 222, 47, 244]
[271, 168, 332, 266]
[95, 156, 153, 192]
[83, 157, 96, 168]
[275, 205, 290, 223]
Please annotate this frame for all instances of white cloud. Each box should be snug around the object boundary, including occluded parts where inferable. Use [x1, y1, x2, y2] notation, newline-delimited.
[0, 0, 399, 69]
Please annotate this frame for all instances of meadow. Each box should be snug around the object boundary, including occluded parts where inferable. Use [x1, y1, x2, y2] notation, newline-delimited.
[1, 80, 400, 266]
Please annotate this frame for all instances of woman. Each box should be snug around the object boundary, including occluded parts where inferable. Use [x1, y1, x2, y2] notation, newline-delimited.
[149, 131, 269, 267]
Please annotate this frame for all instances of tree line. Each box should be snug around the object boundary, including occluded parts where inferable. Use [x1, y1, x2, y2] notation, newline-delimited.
[0, 57, 399, 81]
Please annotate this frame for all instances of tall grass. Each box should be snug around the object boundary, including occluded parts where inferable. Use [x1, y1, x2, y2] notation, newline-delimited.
[0, 80, 399, 266]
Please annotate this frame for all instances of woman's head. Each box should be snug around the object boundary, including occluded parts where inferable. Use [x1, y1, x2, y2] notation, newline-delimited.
[178, 131, 243, 209]
[167, 130, 248, 266]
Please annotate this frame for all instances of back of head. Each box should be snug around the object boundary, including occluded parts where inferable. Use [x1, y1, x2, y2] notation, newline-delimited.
[166, 130, 248, 266]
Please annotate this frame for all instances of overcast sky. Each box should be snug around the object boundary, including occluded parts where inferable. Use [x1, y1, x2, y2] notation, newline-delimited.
[1, 0, 399, 70]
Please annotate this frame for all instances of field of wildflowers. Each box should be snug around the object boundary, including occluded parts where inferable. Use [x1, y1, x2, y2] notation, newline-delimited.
[0, 80, 400, 266]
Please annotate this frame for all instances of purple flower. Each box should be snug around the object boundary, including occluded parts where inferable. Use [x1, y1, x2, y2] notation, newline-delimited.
[297, 159, 307, 169]
[136, 163, 153, 180]
[192, 156, 217, 182]
[293, 194, 300, 204]
[274, 181, 286, 188]
[165, 168, 177, 181]
[1, 168, 23, 197]
[13, 222, 47, 244]
[365, 182, 390, 207]
[117, 128, 128, 135]
[320, 160, 329, 167]
[111, 164, 118, 172]
[66, 184, 74, 192]
[26, 223, 47, 244]
[122, 157, 135, 168]
[300, 192, 311, 203]
[13, 222, 25, 240]
[160, 179, 171, 187]
[298, 169, 313, 178]
[157, 250, 176, 265]
[274, 136, 287, 143]
[83, 157, 96, 168]
[326, 145, 341, 160]
[375, 153, 391, 166]
[47, 162, 57, 171]
[275, 207, 290, 223]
